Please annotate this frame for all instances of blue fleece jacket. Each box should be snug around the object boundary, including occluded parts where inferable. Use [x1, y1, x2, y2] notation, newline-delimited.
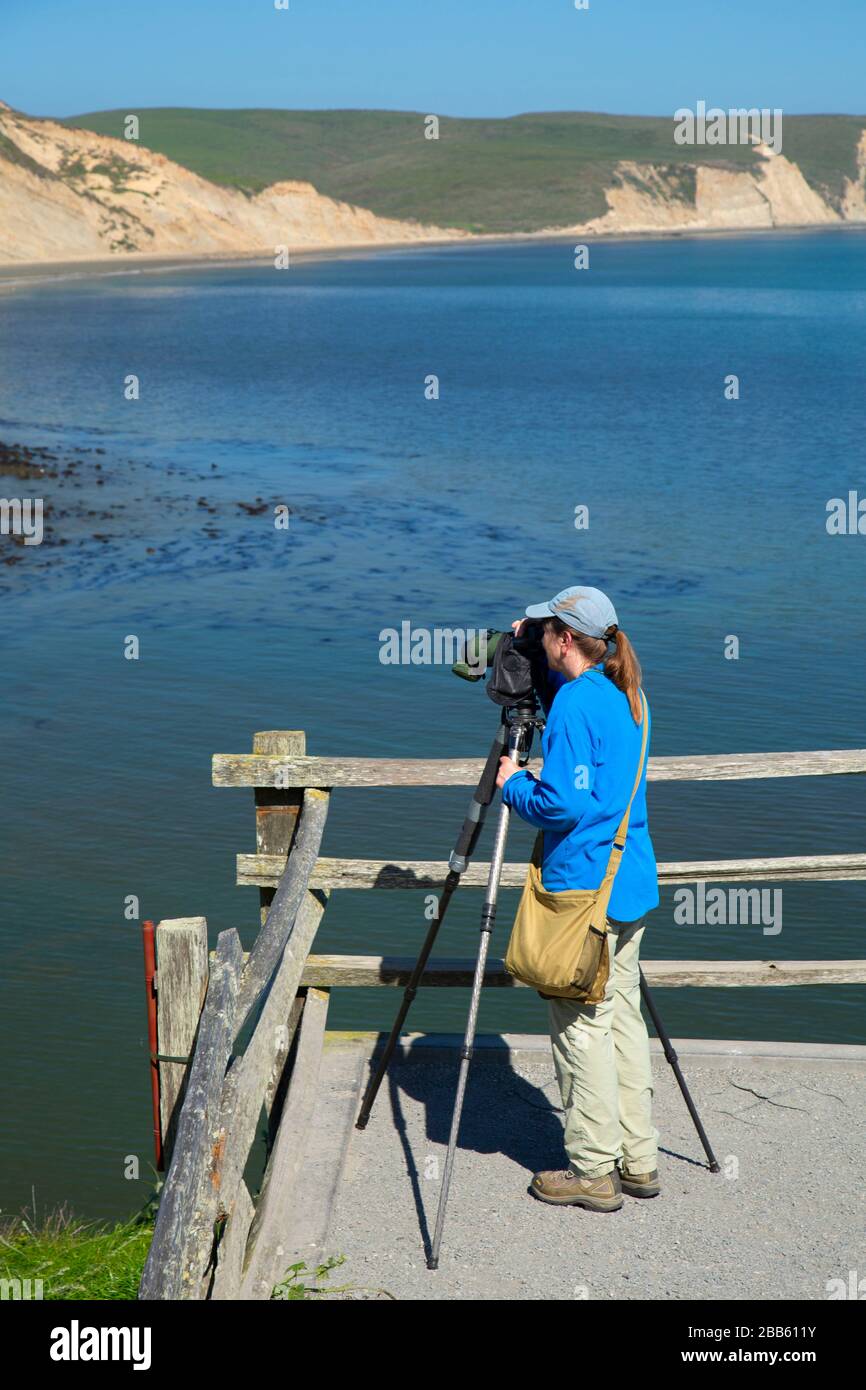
[501, 665, 659, 921]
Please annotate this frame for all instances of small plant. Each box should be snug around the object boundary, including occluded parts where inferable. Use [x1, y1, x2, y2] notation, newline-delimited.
[271, 1254, 396, 1301]
[271, 1253, 347, 1300]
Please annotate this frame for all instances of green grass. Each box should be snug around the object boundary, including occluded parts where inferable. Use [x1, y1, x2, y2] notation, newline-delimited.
[0, 1202, 154, 1301]
[55, 108, 866, 232]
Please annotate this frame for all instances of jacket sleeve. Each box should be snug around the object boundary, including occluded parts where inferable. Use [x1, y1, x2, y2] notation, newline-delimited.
[501, 694, 595, 831]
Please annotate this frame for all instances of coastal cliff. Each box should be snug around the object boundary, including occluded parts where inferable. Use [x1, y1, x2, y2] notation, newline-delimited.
[0, 102, 460, 264]
[2, 101, 865, 265]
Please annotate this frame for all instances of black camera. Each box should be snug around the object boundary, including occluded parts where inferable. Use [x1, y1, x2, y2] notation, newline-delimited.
[452, 620, 548, 711]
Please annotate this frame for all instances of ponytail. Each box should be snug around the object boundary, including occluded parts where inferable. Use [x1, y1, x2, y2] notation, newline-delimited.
[603, 628, 643, 724]
[545, 616, 644, 724]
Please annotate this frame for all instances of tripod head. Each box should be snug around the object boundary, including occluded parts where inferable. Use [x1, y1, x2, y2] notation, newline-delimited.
[479, 627, 547, 760]
[502, 693, 545, 764]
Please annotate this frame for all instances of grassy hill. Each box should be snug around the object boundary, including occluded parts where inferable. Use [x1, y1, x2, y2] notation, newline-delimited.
[59, 109, 866, 234]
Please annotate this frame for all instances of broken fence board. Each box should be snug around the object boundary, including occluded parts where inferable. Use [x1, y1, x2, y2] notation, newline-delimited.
[265, 991, 307, 1127]
[139, 928, 242, 1302]
[239, 987, 330, 1300]
[274, 1038, 368, 1271]
[189, 890, 328, 1298]
[210, 1180, 255, 1302]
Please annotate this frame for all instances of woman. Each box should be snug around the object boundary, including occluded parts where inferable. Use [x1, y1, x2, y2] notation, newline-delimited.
[496, 585, 660, 1213]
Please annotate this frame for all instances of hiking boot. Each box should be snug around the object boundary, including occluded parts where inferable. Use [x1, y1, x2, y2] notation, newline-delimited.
[618, 1164, 660, 1198]
[530, 1166, 623, 1212]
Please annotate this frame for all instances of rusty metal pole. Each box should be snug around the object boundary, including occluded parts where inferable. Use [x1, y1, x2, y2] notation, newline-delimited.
[141, 919, 164, 1171]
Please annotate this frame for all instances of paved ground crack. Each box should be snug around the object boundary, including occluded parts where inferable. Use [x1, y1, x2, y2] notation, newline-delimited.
[728, 1081, 809, 1112]
[796, 1083, 845, 1103]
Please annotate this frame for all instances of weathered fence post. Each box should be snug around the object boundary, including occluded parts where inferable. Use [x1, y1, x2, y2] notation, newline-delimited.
[254, 731, 306, 927]
[234, 788, 330, 1035]
[201, 887, 329, 1299]
[176, 791, 331, 1299]
[139, 928, 243, 1301]
[155, 917, 209, 1165]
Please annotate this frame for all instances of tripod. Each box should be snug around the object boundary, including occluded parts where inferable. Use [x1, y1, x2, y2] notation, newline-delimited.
[428, 698, 543, 1268]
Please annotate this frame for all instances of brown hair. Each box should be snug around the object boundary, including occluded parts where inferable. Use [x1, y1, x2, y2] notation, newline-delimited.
[545, 617, 643, 724]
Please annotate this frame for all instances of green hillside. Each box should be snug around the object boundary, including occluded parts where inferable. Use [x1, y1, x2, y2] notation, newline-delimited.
[59, 108, 866, 234]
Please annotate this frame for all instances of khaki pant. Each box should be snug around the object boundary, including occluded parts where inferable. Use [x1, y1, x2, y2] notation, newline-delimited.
[547, 914, 659, 1179]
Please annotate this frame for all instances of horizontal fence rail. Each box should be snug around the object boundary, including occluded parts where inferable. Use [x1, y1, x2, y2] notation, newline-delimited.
[297, 955, 866, 989]
[236, 851, 866, 890]
[210, 951, 866, 989]
[213, 748, 866, 789]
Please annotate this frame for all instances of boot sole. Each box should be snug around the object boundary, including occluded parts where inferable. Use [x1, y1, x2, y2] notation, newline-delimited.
[529, 1185, 623, 1212]
[620, 1180, 660, 1198]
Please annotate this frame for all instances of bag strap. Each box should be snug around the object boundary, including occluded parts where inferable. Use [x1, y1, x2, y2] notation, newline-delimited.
[615, 688, 649, 841]
[602, 687, 649, 884]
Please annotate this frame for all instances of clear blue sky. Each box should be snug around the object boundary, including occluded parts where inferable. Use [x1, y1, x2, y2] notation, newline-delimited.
[2, 0, 864, 118]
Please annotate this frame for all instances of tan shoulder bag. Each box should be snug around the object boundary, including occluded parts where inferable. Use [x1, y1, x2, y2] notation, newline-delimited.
[504, 688, 648, 1004]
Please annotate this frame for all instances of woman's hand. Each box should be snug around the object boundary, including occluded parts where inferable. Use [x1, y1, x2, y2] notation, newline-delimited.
[511, 618, 528, 638]
[496, 755, 521, 789]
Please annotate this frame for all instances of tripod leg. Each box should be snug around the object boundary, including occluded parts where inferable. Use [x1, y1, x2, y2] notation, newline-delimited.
[428, 790, 513, 1269]
[355, 722, 507, 1130]
[639, 968, 721, 1174]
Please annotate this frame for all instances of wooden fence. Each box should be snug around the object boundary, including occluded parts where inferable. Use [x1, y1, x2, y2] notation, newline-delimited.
[138, 731, 866, 1299]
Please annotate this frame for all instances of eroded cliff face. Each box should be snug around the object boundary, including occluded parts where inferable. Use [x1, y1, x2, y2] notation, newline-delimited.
[841, 131, 866, 220]
[0, 104, 461, 263]
[1, 102, 864, 265]
[543, 143, 862, 238]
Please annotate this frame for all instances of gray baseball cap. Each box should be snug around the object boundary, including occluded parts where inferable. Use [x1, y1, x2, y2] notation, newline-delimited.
[525, 585, 618, 639]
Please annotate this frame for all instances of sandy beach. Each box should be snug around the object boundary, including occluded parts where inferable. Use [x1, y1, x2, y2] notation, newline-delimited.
[0, 237, 465, 291]
[3, 219, 866, 293]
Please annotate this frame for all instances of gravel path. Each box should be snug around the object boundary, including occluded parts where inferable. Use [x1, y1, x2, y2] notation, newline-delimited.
[322, 1037, 866, 1301]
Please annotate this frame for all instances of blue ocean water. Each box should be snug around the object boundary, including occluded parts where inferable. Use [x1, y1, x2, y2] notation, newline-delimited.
[1, 231, 865, 1219]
